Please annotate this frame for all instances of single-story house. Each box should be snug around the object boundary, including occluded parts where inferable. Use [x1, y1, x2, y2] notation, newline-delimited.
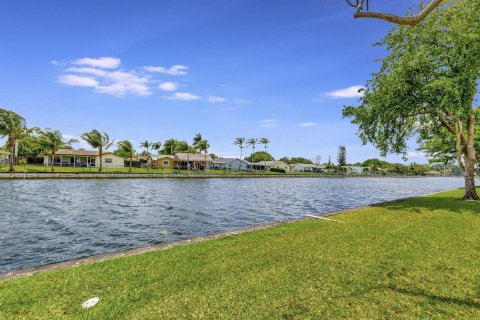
[343, 166, 364, 174]
[211, 158, 250, 171]
[422, 171, 441, 177]
[43, 149, 124, 168]
[174, 153, 212, 170]
[150, 155, 176, 169]
[290, 163, 325, 173]
[247, 162, 267, 171]
[264, 161, 291, 172]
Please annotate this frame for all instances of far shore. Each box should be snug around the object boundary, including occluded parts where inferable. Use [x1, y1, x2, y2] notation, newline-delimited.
[0, 172, 458, 180]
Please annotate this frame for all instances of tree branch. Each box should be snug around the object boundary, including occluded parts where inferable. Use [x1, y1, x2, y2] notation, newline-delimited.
[354, 0, 446, 26]
[436, 114, 456, 135]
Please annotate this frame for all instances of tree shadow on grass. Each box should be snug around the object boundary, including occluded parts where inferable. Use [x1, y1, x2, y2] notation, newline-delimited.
[379, 188, 480, 215]
[382, 284, 480, 309]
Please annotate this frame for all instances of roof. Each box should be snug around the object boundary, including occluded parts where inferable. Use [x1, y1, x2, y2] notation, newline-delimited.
[264, 161, 288, 166]
[175, 153, 213, 162]
[46, 149, 95, 156]
[213, 158, 247, 164]
[291, 163, 325, 168]
[156, 155, 175, 160]
[423, 171, 441, 175]
[245, 161, 266, 166]
[45, 149, 118, 156]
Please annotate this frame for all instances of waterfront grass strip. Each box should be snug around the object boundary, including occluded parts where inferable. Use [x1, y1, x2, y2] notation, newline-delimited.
[1, 188, 479, 319]
[0, 164, 320, 175]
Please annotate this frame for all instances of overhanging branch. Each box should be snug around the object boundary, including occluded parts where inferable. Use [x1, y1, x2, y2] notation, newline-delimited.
[354, 0, 446, 26]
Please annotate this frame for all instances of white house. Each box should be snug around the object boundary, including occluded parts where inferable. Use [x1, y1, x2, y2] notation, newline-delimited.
[290, 163, 325, 173]
[211, 158, 250, 171]
[344, 166, 364, 174]
[44, 149, 124, 168]
[246, 162, 267, 171]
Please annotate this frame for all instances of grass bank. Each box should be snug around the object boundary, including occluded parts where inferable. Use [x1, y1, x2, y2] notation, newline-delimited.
[1, 188, 479, 319]
[0, 164, 303, 175]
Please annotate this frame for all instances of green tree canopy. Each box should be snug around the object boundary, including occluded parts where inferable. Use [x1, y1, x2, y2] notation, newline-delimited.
[285, 157, 314, 164]
[81, 129, 114, 172]
[116, 140, 135, 172]
[343, 0, 480, 200]
[160, 139, 190, 155]
[0, 108, 37, 173]
[246, 151, 274, 163]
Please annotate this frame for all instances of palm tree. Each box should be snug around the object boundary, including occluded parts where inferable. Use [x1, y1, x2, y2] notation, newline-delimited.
[198, 139, 210, 172]
[192, 133, 203, 150]
[140, 140, 152, 155]
[151, 142, 161, 154]
[0, 108, 37, 173]
[37, 129, 78, 172]
[163, 139, 176, 155]
[117, 140, 135, 173]
[259, 138, 270, 171]
[81, 129, 114, 172]
[233, 137, 246, 160]
[246, 138, 258, 163]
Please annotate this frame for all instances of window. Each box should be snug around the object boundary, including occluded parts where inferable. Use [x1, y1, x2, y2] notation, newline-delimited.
[105, 158, 113, 164]
[163, 160, 169, 165]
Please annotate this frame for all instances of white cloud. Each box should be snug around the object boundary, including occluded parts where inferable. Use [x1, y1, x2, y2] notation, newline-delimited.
[164, 92, 201, 101]
[298, 122, 318, 127]
[65, 67, 107, 76]
[74, 57, 121, 69]
[325, 85, 364, 99]
[144, 64, 188, 75]
[158, 81, 178, 91]
[260, 119, 278, 128]
[208, 96, 227, 103]
[58, 67, 150, 96]
[96, 71, 151, 96]
[55, 58, 195, 97]
[58, 74, 98, 87]
[407, 151, 427, 158]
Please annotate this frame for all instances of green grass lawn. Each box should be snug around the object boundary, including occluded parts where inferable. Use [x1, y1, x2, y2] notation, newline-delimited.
[0, 164, 185, 174]
[1, 188, 479, 319]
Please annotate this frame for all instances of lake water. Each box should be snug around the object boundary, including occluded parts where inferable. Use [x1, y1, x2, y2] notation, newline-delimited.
[0, 177, 465, 273]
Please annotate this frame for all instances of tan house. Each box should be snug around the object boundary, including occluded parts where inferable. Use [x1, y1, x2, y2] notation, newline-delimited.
[44, 149, 124, 168]
[422, 171, 441, 177]
[174, 153, 212, 170]
[150, 155, 176, 169]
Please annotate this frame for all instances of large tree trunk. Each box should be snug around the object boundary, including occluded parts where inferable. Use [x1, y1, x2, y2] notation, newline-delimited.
[463, 158, 478, 200]
[51, 152, 55, 172]
[8, 136, 15, 173]
[463, 114, 479, 200]
[99, 148, 103, 172]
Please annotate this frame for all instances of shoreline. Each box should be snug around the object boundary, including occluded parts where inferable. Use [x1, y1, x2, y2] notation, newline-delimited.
[0, 188, 458, 281]
[0, 172, 457, 179]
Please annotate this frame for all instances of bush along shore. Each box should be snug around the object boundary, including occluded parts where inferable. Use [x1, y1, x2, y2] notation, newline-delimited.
[1, 188, 479, 319]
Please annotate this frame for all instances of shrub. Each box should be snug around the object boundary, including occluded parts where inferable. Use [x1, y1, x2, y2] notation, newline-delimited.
[270, 167, 286, 173]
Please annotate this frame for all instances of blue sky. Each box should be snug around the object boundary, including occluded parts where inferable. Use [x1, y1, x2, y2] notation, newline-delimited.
[0, 0, 427, 164]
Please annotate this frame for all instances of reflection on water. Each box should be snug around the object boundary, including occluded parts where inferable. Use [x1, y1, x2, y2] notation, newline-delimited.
[0, 177, 464, 273]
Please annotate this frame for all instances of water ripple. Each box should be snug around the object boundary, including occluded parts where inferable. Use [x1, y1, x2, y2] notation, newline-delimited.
[0, 177, 465, 273]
